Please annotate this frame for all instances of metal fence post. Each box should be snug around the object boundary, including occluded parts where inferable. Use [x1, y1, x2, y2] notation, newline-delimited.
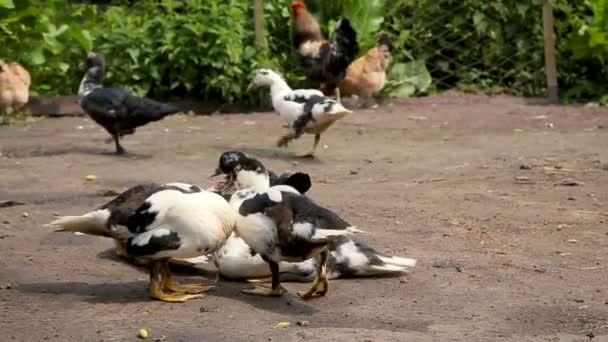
[253, 0, 265, 48]
[543, 0, 559, 103]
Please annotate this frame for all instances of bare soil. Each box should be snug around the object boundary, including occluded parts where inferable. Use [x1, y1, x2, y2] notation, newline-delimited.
[1, 91, 607, 342]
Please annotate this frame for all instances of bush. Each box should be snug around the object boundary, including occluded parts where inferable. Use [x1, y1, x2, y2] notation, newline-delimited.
[1, 0, 608, 104]
[554, 0, 608, 103]
[0, 0, 95, 95]
[381, 0, 547, 97]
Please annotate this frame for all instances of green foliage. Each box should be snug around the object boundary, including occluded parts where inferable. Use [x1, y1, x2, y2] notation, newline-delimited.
[382, 0, 546, 97]
[0, 0, 14, 9]
[91, 0, 272, 101]
[0, 0, 608, 104]
[0, 0, 95, 95]
[305, 0, 388, 53]
[381, 61, 432, 98]
[554, 0, 608, 104]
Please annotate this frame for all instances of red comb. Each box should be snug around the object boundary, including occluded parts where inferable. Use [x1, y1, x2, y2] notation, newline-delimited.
[291, 1, 305, 8]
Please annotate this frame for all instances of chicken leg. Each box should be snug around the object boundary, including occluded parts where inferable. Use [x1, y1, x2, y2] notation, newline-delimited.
[243, 260, 288, 296]
[148, 261, 204, 302]
[160, 260, 213, 294]
[298, 249, 329, 300]
[297, 133, 321, 158]
[277, 132, 297, 148]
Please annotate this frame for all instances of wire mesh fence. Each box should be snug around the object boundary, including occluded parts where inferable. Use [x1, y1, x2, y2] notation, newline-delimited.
[382, 0, 548, 97]
[8, 0, 557, 102]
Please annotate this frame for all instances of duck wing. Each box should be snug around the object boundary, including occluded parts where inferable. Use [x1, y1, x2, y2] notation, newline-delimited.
[239, 190, 351, 240]
[269, 172, 312, 194]
[80, 88, 130, 129]
[81, 87, 179, 131]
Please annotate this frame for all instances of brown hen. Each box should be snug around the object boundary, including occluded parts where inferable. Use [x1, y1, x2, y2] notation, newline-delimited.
[339, 33, 394, 107]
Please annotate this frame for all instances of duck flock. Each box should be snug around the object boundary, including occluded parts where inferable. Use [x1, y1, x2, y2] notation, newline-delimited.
[47, 150, 417, 302]
[45, 2, 417, 303]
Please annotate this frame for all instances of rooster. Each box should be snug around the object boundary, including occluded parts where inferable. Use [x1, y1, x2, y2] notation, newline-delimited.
[78, 52, 180, 155]
[290, 1, 359, 101]
[0, 60, 31, 118]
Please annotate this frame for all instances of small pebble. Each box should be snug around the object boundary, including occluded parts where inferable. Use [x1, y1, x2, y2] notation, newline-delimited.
[567, 239, 578, 243]
[296, 320, 309, 327]
[349, 170, 358, 175]
[3, 220, 10, 224]
[399, 277, 407, 283]
[199, 306, 209, 313]
[22, 212, 29, 218]
[85, 175, 97, 181]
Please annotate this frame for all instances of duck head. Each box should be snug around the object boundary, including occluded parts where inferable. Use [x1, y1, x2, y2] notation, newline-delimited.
[246, 68, 282, 91]
[209, 151, 270, 194]
[78, 52, 106, 97]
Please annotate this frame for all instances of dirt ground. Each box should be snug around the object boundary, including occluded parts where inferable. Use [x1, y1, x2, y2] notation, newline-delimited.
[1, 91, 607, 342]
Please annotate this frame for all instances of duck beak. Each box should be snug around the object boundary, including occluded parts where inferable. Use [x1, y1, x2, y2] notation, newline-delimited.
[209, 168, 223, 179]
[246, 82, 255, 92]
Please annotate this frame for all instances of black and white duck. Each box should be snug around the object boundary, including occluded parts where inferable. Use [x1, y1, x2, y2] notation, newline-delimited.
[208, 150, 312, 197]
[46, 182, 236, 302]
[216, 153, 362, 299]
[247, 68, 351, 158]
[212, 235, 416, 282]
[78, 52, 181, 154]
[208, 151, 416, 282]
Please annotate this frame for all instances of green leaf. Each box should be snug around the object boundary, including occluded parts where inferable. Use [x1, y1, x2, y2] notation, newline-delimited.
[0, 0, 14, 9]
[30, 48, 45, 65]
[386, 81, 416, 97]
[473, 12, 488, 34]
[72, 29, 94, 52]
[384, 61, 432, 98]
[58, 62, 70, 73]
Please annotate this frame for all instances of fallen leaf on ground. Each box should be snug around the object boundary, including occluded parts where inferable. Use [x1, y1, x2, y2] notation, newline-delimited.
[555, 179, 583, 186]
[274, 322, 290, 329]
[0, 200, 25, 208]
